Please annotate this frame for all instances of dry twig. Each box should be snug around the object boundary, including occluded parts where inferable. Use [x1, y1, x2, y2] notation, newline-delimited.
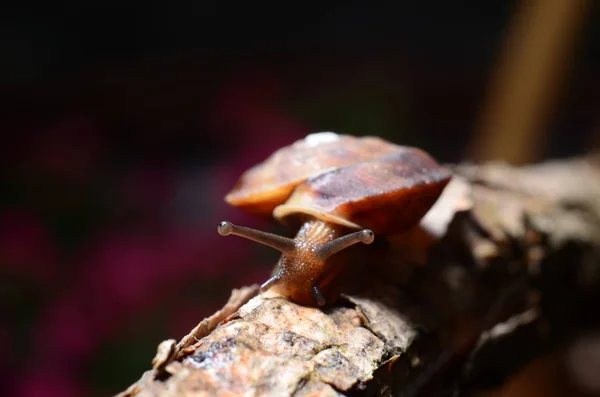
[117, 156, 600, 397]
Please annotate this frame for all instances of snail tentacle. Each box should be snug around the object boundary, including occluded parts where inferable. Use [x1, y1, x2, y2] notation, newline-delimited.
[260, 271, 284, 292]
[312, 285, 327, 307]
[316, 229, 375, 260]
[218, 221, 295, 253]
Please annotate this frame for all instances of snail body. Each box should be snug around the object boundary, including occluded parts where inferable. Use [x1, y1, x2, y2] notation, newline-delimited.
[219, 132, 452, 306]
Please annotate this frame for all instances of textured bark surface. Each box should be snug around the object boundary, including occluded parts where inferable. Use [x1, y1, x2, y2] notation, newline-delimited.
[117, 156, 600, 397]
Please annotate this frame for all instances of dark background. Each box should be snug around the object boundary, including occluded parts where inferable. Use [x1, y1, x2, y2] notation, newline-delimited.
[1, 2, 598, 396]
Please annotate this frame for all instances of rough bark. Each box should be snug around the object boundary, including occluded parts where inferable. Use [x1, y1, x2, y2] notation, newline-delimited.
[116, 156, 600, 397]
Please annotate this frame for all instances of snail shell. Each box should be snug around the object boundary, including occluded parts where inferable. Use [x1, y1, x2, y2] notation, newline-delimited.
[219, 132, 452, 306]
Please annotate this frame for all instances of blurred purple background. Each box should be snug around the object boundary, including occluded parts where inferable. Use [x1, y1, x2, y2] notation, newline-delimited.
[1, 2, 599, 396]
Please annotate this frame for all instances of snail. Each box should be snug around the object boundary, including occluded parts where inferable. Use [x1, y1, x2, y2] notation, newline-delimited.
[218, 132, 452, 307]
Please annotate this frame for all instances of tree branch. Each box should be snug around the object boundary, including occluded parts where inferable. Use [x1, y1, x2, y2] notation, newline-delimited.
[116, 155, 600, 397]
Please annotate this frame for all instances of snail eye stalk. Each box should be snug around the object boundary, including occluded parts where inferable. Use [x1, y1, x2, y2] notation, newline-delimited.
[316, 229, 374, 260]
[217, 221, 295, 253]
